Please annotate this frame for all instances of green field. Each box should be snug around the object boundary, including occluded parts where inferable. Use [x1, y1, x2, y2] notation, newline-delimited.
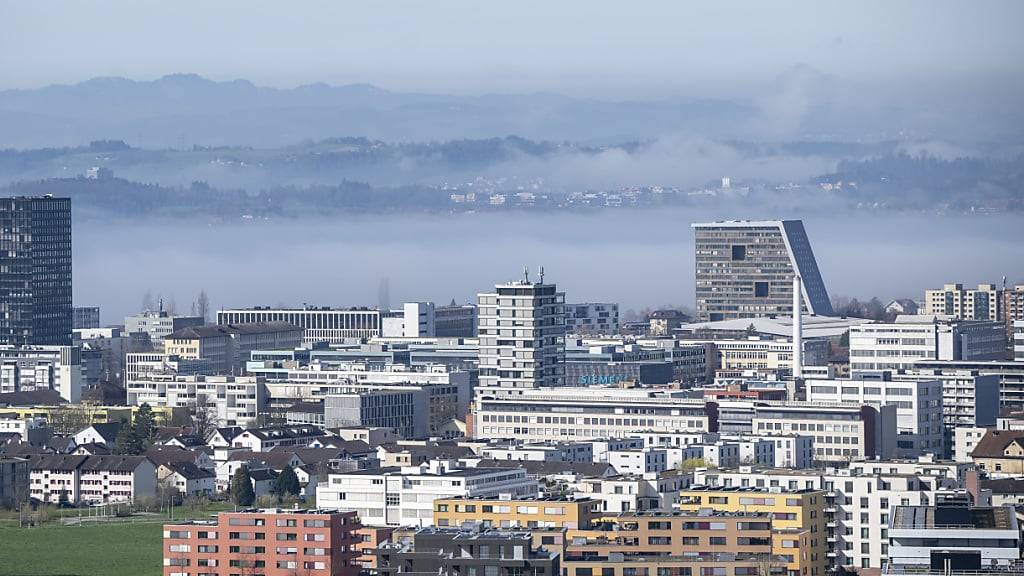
[0, 521, 164, 576]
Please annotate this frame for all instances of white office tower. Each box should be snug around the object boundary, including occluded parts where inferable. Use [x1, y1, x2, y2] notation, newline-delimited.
[792, 274, 803, 379]
[477, 270, 566, 391]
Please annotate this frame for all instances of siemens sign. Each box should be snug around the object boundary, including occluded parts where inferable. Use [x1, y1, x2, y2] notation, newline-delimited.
[577, 374, 627, 385]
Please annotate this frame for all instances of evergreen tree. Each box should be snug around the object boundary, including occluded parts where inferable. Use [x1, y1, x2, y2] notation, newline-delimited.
[274, 465, 302, 500]
[112, 422, 144, 455]
[231, 465, 255, 507]
[134, 403, 157, 445]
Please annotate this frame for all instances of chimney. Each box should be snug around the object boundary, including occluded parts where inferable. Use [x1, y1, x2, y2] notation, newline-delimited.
[793, 274, 803, 379]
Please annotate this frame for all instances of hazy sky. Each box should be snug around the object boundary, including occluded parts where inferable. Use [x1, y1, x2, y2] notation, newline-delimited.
[2, 1, 1022, 98]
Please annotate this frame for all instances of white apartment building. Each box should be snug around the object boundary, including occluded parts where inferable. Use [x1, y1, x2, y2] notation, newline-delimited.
[849, 315, 1006, 372]
[805, 375, 944, 458]
[480, 442, 594, 463]
[317, 460, 537, 527]
[477, 277, 565, 390]
[0, 416, 49, 444]
[125, 352, 210, 383]
[607, 449, 667, 475]
[751, 402, 898, 462]
[954, 426, 989, 462]
[696, 459, 964, 571]
[230, 425, 328, 452]
[893, 369, 1000, 429]
[30, 454, 157, 504]
[473, 387, 710, 442]
[565, 303, 620, 335]
[572, 472, 691, 513]
[0, 345, 82, 402]
[678, 442, 743, 468]
[381, 302, 437, 338]
[720, 433, 815, 468]
[126, 375, 264, 428]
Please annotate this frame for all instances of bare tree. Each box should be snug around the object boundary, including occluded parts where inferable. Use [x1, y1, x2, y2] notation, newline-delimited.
[196, 290, 210, 321]
[47, 401, 100, 434]
[142, 290, 155, 313]
[190, 395, 218, 441]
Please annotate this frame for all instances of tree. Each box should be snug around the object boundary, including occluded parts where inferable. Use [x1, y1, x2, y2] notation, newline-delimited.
[47, 402, 99, 435]
[232, 465, 255, 507]
[190, 396, 218, 441]
[113, 423, 145, 455]
[142, 290, 155, 312]
[275, 466, 302, 500]
[192, 289, 210, 321]
[134, 403, 157, 445]
[678, 457, 710, 470]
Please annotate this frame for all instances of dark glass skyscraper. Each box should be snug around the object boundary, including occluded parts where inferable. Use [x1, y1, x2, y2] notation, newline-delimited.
[0, 196, 72, 345]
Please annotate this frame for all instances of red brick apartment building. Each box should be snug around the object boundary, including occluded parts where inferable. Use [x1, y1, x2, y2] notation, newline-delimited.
[163, 509, 361, 576]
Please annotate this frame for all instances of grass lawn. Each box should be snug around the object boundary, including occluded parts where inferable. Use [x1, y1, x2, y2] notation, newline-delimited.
[0, 521, 164, 576]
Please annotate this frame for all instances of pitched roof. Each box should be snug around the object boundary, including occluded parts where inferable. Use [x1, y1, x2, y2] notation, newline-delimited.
[162, 461, 215, 480]
[209, 426, 243, 442]
[228, 450, 299, 469]
[242, 425, 326, 441]
[78, 422, 122, 444]
[970, 430, 1024, 459]
[146, 446, 205, 466]
[378, 442, 475, 460]
[79, 455, 149, 472]
[981, 477, 1024, 494]
[74, 442, 112, 455]
[30, 454, 89, 471]
[248, 468, 280, 481]
[0, 389, 66, 406]
[165, 322, 300, 340]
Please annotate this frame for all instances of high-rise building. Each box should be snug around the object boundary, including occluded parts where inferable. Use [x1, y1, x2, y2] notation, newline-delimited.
[477, 273, 565, 390]
[693, 220, 832, 322]
[0, 196, 72, 345]
[72, 306, 100, 329]
[924, 283, 1004, 321]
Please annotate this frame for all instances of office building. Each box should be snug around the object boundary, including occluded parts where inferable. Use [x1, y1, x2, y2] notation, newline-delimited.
[924, 283, 1004, 321]
[0, 195, 72, 346]
[751, 401, 898, 462]
[693, 220, 832, 322]
[888, 505, 1020, 569]
[1005, 286, 1024, 356]
[698, 337, 830, 374]
[472, 387, 711, 442]
[0, 345, 82, 402]
[565, 303, 619, 335]
[318, 460, 537, 527]
[163, 509, 362, 576]
[381, 302, 436, 338]
[124, 310, 204, 345]
[912, 360, 1024, 411]
[805, 373, 944, 458]
[377, 528, 559, 576]
[434, 303, 478, 337]
[849, 315, 1006, 372]
[477, 275, 565, 390]
[164, 321, 302, 374]
[1015, 320, 1023, 360]
[218, 306, 382, 344]
[324, 389, 428, 439]
[72, 306, 100, 329]
[126, 375, 264, 428]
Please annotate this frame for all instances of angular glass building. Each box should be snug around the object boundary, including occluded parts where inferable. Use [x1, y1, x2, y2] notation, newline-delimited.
[0, 196, 72, 345]
[693, 220, 832, 322]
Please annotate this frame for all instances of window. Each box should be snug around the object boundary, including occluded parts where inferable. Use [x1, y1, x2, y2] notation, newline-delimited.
[754, 281, 769, 298]
[731, 245, 746, 260]
[709, 537, 727, 546]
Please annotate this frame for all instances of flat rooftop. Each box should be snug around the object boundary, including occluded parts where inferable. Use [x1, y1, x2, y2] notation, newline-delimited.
[892, 506, 1014, 530]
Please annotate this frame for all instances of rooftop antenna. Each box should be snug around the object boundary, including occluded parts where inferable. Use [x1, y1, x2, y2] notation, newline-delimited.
[159, 298, 164, 313]
[523, 266, 530, 283]
[538, 266, 545, 283]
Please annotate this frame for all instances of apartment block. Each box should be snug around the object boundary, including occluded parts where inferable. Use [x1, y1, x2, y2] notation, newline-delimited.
[164, 321, 303, 374]
[924, 283, 1004, 321]
[433, 496, 602, 529]
[752, 402, 897, 462]
[318, 461, 538, 527]
[0, 344, 82, 402]
[163, 509, 361, 576]
[126, 374, 265, 428]
[477, 278, 566, 390]
[30, 454, 156, 504]
[377, 528, 559, 576]
[888, 505, 1021, 569]
[125, 310, 204, 344]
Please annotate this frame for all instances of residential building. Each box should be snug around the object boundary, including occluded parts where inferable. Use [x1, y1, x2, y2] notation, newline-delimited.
[849, 315, 1006, 372]
[969, 429, 1024, 476]
[924, 283, 1004, 321]
[381, 302, 436, 338]
[376, 528, 559, 576]
[29, 454, 156, 504]
[0, 415, 50, 445]
[0, 195, 72, 346]
[230, 425, 329, 452]
[124, 352, 210, 383]
[480, 442, 594, 464]
[73, 306, 100, 329]
[912, 360, 1024, 411]
[1015, 320, 1023, 360]
[433, 303, 478, 338]
[888, 505, 1021, 569]
[607, 448, 668, 475]
[124, 310, 204, 345]
[1005, 286, 1024, 356]
[674, 486, 829, 576]
[885, 299, 919, 317]
[647, 309, 688, 336]
[318, 460, 537, 527]
[0, 456, 30, 507]
[162, 509, 362, 576]
[477, 276, 565, 390]
[954, 426, 989, 462]
[701, 337, 830, 374]
[217, 306, 382, 344]
[805, 373, 944, 457]
[0, 345, 82, 402]
[355, 526, 395, 572]
[127, 375, 265, 428]
[693, 220, 833, 322]
[751, 401, 898, 462]
[566, 303, 619, 335]
[472, 387, 711, 442]
[157, 461, 216, 498]
[433, 496, 601, 529]
[164, 322, 303, 374]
